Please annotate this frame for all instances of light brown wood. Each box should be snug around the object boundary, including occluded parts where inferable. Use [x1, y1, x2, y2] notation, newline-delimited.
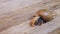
[48, 28, 60, 34]
[0, 0, 60, 34]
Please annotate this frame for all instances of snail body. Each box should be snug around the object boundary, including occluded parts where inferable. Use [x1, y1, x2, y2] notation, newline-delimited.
[30, 9, 56, 27]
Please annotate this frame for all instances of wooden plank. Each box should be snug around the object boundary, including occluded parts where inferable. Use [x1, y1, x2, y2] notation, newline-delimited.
[0, 0, 48, 32]
[0, 9, 60, 34]
[0, 0, 60, 34]
[48, 28, 60, 34]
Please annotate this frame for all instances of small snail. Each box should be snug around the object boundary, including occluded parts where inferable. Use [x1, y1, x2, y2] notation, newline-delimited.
[30, 9, 56, 27]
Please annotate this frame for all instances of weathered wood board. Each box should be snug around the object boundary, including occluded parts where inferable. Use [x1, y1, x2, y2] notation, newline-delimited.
[0, 0, 60, 34]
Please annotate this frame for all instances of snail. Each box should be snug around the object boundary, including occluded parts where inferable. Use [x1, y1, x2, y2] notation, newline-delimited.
[30, 9, 56, 27]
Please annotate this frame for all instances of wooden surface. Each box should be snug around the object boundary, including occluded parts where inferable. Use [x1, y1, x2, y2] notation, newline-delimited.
[0, 0, 60, 34]
[48, 28, 60, 34]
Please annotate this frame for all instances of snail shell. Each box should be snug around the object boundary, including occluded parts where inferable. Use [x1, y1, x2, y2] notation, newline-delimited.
[30, 9, 56, 27]
[36, 9, 56, 22]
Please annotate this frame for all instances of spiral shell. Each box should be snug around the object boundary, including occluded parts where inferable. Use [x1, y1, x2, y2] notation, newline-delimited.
[36, 9, 56, 22]
[30, 9, 57, 27]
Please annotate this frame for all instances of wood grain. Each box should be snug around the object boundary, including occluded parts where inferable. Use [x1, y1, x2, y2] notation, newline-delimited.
[48, 28, 60, 34]
[0, 0, 47, 32]
[0, 0, 60, 34]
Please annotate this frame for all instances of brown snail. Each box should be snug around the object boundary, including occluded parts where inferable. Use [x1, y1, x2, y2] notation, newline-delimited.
[30, 9, 56, 27]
